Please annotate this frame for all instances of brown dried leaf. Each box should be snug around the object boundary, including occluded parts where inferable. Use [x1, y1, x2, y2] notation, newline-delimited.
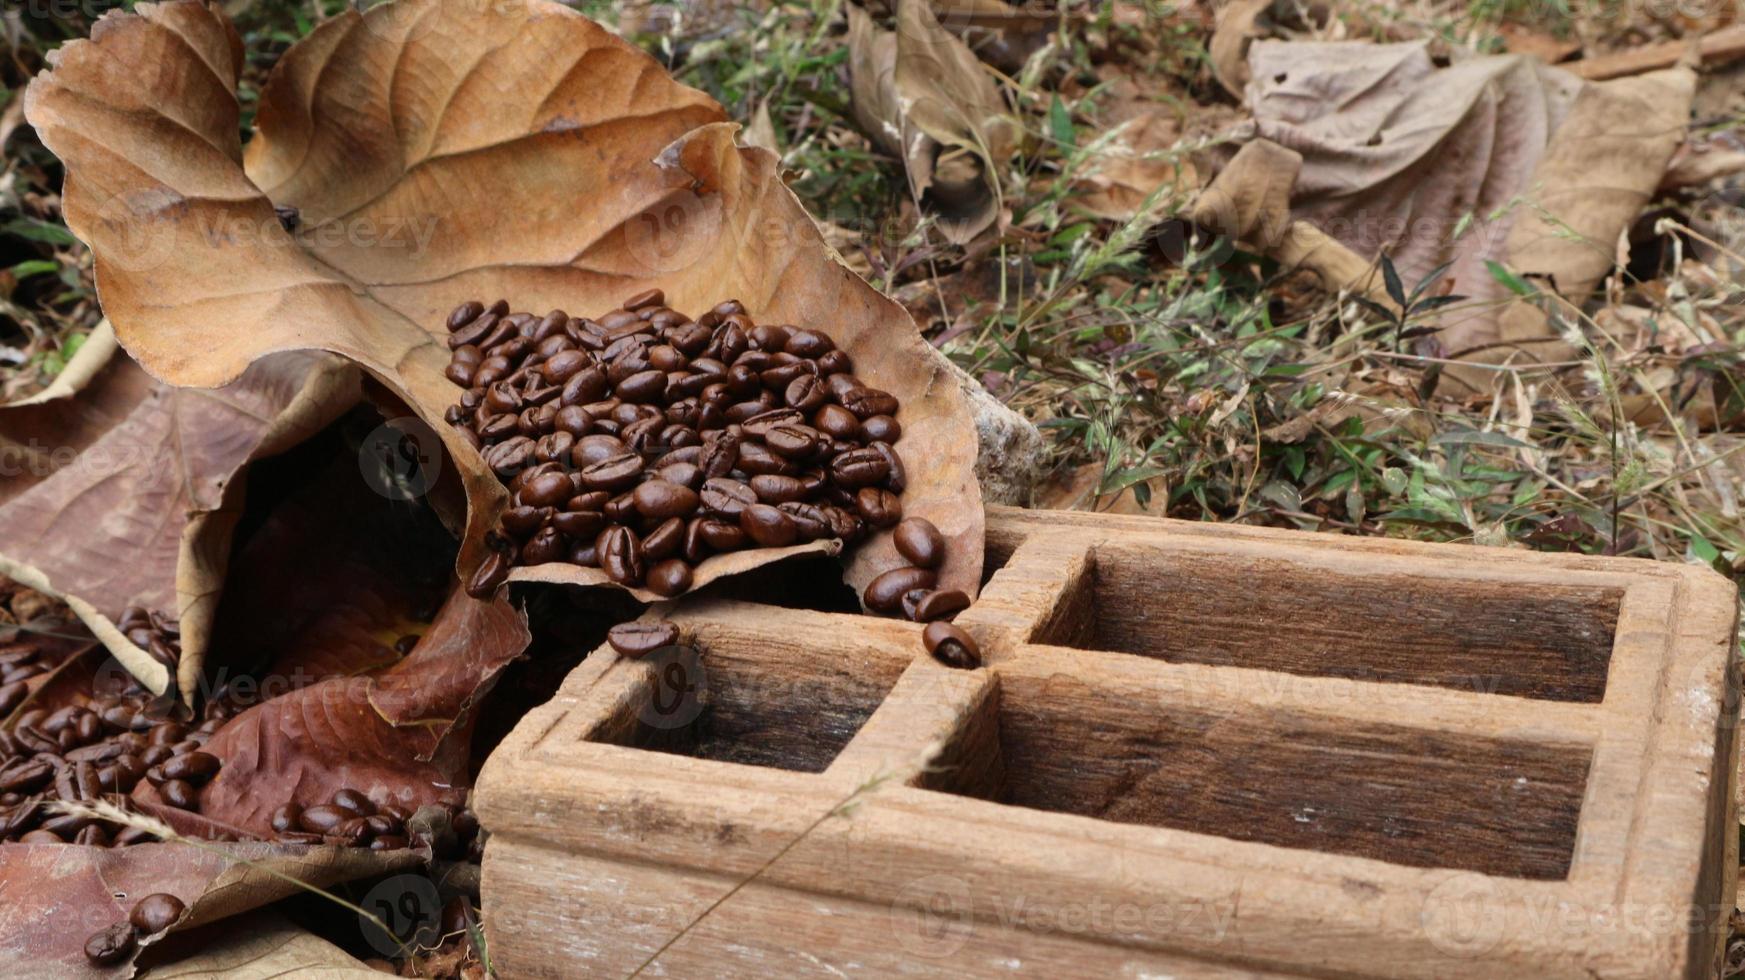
[0, 324, 357, 699]
[144, 910, 384, 979]
[1200, 41, 1695, 386]
[0, 840, 418, 979]
[848, 0, 1012, 243]
[26, 0, 984, 603]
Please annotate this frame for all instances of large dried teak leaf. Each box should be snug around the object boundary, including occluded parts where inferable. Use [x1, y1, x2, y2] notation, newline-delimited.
[0, 839, 418, 979]
[848, 0, 1014, 243]
[1197, 41, 1695, 389]
[26, 0, 984, 601]
[0, 324, 355, 699]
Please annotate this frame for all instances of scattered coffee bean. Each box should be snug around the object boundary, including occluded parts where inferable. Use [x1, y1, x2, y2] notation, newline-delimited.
[84, 922, 136, 966]
[607, 621, 680, 658]
[923, 621, 982, 669]
[863, 567, 938, 613]
[892, 518, 946, 569]
[128, 893, 186, 935]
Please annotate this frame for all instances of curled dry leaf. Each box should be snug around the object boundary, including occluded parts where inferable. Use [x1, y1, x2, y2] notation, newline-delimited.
[848, 0, 1015, 244]
[143, 910, 384, 979]
[1198, 40, 1695, 389]
[0, 839, 419, 979]
[25, 0, 983, 604]
[0, 322, 356, 700]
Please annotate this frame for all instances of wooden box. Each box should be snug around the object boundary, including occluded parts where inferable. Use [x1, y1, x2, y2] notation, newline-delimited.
[474, 506, 1740, 978]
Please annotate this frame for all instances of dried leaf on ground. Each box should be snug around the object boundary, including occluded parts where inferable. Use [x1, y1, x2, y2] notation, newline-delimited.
[1198, 41, 1695, 388]
[0, 839, 418, 979]
[0, 323, 356, 699]
[25, 0, 984, 603]
[1208, 0, 1276, 98]
[1069, 68, 1204, 221]
[144, 910, 383, 979]
[848, 0, 1014, 243]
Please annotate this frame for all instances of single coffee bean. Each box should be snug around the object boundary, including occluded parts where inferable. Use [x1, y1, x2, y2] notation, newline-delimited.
[765, 423, 821, 459]
[855, 487, 903, 528]
[864, 567, 937, 613]
[622, 288, 666, 310]
[84, 923, 136, 966]
[502, 505, 547, 537]
[740, 504, 799, 548]
[632, 480, 700, 520]
[617, 369, 668, 404]
[161, 751, 219, 784]
[923, 621, 982, 669]
[159, 778, 198, 810]
[551, 510, 604, 538]
[699, 478, 757, 519]
[298, 804, 350, 834]
[862, 414, 902, 443]
[270, 803, 302, 834]
[520, 526, 566, 565]
[892, 517, 946, 569]
[645, 559, 694, 598]
[482, 436, 536, 477]
[20, 829, 63, 844]
[840, 387, 899, 419]
[742, 407, 803, 437]
[870, 441, 906, 493]
[599, 526, 646, 586]
[447, 300, 485, 332]
[736, 442, 795, 476]
[129, 893, 186, 935]
[784, 374, 828, 412]
[541, 349, 592, 385]
[777, 502, 832, 539]
[813, 403, 861, 441]
[749, 474, 809, 504]
[580, 453, 645, 492]
[909, 589, 971, 622]
[331, 817, 374, 846]
[607, 621, 680, 658]
[784, 328, 834, 358]
[571, 433, 627, 468]
[830, 448, 890, 488]
[332, 788, 376, 816]
[643, 517, 686, 561]
[466, 552, 510, 598]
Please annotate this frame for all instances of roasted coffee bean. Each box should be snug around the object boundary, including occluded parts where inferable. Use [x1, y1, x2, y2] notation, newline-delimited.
[551, 510, 604, 538]
[607, 621, 679, 658]
[777, 502, 832, 539]
[603, 492, 639, 524]
[520, 526, 566, 565]
[617, 369, 668, 404]
[908, 589, 970, 622]
[466, 552, 510, 598]
[580, 453, 645, 492]
[749, 474, 809, 504]
[765, 423, 821, 459]
[520, 470, 574, 508]
[298, 804, 350, 834]
[856, 487, 903, 528]
[813, 403, 862, 441]
[599, 527, 646, 586]
[830, 448, 890, 488]
[74, 824, 110, 847]
[572, 433, 627, 468]
[19, 829, 63, 844]
[0, 759, 52, 794]
[270, 803, 302, 834]
[541, 349, 593, 385]
[482, 437, 536, 476]
[923, 621, 982, 668]
[623, 288, 666, 311]
[643, 517, 686, 561]
[870, 441, 906, 493]
[893, 517, 945, 569]
[129, 893, 186, 935]
[864, 567, 938, 613]
[332, 788, 376, 816]
[502, 505, 547, 537]
[740, 504, 798, 548]
[447, 300, 485, 332]
[633, 480, 699, 520]
[696, 519, 747, 552]
[84, 923, 136, 966]
[645, 559, 693, 598]
[736, 442, 794, 476]
[159, 778, 199, 810]
[840, 387, 898, 419]
[784, 328, 834, 358]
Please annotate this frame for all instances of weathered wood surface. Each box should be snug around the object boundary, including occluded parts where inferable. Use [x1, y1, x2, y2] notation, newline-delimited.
[476, 505, 1741, 978]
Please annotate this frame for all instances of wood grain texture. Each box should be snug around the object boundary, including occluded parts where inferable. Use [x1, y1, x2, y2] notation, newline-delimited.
[476, 506, 1741, 978]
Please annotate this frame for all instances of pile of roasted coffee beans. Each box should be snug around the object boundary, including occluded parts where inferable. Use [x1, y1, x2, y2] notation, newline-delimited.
[443, 292, 909, 600]
[268, 790, 414, 850]
[0, 689, 225, 845]
[118, 604, 182, 673]
[83, 892, 187, 966]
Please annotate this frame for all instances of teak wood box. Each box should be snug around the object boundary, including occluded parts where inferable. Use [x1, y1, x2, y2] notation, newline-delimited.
[474, 506, 1741, 978]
